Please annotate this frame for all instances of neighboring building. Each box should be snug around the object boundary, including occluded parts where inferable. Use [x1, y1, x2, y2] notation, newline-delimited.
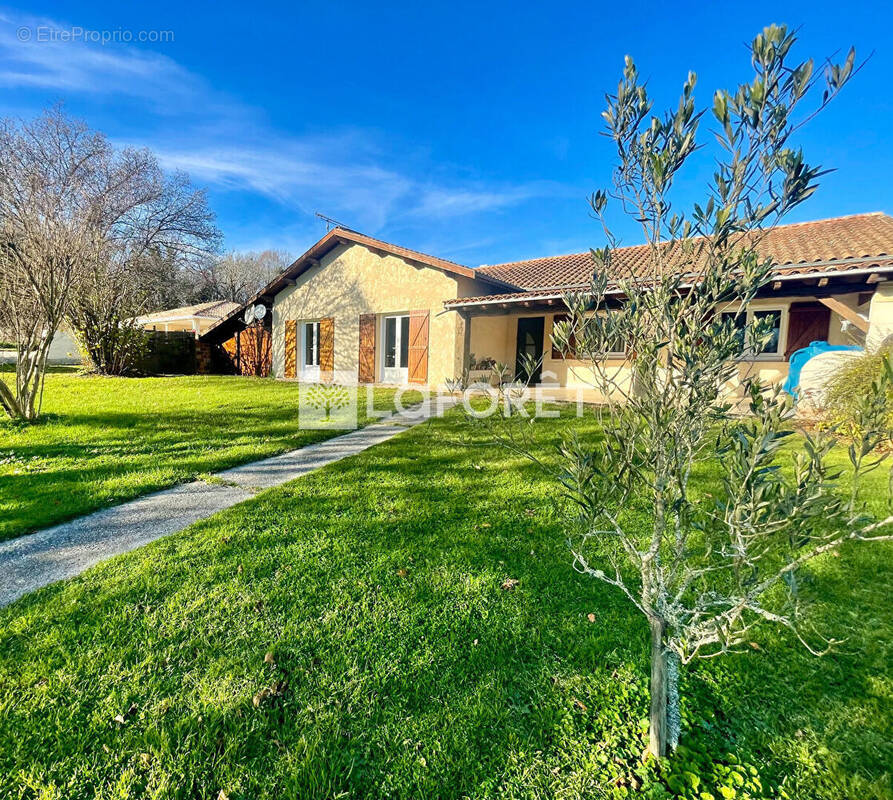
[137, 301, 241, 336]
[47, 327, 82, 365]
[0, 325, 81, 365]
[201, 213, 893, 395]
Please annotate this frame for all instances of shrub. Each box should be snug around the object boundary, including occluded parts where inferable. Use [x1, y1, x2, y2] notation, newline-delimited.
[823, 349, 893, 442]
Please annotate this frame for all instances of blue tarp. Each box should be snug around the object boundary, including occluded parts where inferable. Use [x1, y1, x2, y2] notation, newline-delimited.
[783, 341, 862, 398]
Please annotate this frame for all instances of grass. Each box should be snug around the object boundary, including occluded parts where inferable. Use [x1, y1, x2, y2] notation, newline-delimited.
[0, 408, 889, 799]
[0, 367, 420, 542]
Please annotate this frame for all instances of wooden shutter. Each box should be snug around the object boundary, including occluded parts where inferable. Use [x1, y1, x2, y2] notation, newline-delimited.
[319, 317, 335, 379]
[358, 314, 376, 383]
[284, 320, 297, 378]
[785, 302, 831, 359]
[408, 310, 429, 384]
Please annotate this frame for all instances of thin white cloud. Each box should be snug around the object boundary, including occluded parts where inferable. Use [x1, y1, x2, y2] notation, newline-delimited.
[156, 141, 561, 232]
[0, 12, 199, 106]
[410, 182, 569, 219]
[0, 8, 572, 241]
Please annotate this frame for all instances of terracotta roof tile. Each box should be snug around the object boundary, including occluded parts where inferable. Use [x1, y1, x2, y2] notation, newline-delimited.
[474, 212, 893, 291]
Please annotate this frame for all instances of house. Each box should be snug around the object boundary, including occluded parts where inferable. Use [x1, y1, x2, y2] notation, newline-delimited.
[200, 213, 893, 395]
[137, 300, 241, 336]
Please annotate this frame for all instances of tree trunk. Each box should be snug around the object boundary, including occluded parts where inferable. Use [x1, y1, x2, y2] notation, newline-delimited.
[666, 648, 680, 751]
[648, 617, 668, 757]
[648, 617, 681, 758]
[0, 376, 23, 419]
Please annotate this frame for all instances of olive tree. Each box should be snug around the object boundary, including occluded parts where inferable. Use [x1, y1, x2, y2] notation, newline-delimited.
[482, 26, 892, 758]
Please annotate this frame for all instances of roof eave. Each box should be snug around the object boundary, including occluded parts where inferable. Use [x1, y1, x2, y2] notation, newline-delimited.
[445, 262, 893, 310]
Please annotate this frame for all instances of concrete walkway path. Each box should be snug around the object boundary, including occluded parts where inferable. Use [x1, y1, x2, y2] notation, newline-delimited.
[0, 404, 449, 607]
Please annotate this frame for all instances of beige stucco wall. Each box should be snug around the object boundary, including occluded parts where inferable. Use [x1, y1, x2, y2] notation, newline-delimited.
[825, 292, 871, 346]
[469, 310, 633, 402]
[868, 280, 893, 350]
[272, 242, 490, 387]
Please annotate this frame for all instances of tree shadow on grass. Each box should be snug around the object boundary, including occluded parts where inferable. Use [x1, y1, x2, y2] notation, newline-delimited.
[0, 398, 414, 541]
[0, 420, 890, 799]
[0, 436, 652, 799]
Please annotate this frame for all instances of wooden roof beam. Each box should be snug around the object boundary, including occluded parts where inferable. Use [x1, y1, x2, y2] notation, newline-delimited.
[819, 297, 869, 332]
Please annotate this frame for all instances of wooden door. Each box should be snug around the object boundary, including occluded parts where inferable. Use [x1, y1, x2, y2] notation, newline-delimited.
[784, 302, 831, 359]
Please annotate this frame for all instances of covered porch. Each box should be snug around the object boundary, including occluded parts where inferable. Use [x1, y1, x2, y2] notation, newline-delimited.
[452, 272, 892, 399]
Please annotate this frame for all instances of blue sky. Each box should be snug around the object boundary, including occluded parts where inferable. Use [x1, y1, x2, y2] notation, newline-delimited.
[1, 1, 890, 265]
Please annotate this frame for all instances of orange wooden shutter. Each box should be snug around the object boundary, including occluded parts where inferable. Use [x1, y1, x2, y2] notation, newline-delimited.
[284, 320, 297, 378]
[408, 310, 429, 384]
[319, 317, 335, 379]
[358, 314, 376, 383]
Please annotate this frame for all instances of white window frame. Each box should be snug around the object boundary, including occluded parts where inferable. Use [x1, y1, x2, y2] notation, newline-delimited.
[602, 309, 628, 359]
[380, 313, 410, 384]
[718, 304, 789, 361]
[300, 320, 321, 381]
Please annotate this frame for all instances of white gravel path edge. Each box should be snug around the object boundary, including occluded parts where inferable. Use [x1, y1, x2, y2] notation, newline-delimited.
[0, 403, 450, 607]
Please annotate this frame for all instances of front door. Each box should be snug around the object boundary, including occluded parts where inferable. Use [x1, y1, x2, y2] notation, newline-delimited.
[382, 314, 410, 383]
[515, 317, 545, 382]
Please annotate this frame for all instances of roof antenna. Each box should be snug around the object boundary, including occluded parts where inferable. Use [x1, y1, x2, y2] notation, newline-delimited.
[315, 211, 353, 233]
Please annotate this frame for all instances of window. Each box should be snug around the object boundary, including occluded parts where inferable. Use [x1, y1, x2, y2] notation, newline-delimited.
[400, 316, 410, 368]
[550, 312, 625, 359]
[604, 326, 627, 357]
[303, 321, 320, 367]
[752, 310, 781, 355]
[719, 307, 784, 358]
[550, 314, 575, 359]
[384, 315, 410, 369]
[382, 314, 411, 382]
[719, 310, 747, 352]
[384, 317, 397, 367]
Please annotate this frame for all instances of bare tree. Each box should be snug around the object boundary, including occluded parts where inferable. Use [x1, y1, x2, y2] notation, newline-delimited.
[67, 159, 219, 375]
[477, 26, 891, 758]
[0, 110, 110, 419]
[192, 249, 290, 304]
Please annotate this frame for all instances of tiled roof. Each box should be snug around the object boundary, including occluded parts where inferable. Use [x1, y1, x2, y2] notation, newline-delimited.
[140, 300, 241, 322]
[446, 287, 583, 308]
[201, 226, 516, 342]
[474, 212, 893, 291]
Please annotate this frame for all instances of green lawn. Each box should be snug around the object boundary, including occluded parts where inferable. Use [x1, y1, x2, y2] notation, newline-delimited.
[0, 368, 419, 542]
[0, 409, 889, 799]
